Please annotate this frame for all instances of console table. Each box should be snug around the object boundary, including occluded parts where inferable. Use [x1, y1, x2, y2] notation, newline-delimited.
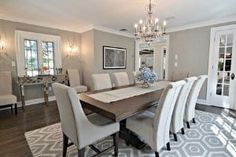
[18, 74, 68, 110]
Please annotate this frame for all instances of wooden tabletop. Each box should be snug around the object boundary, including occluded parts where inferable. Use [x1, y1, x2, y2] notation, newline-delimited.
[79, 82, 168, 122]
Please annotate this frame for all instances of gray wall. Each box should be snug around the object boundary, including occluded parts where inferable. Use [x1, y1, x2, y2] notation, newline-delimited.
[168, 21, 236, 99]
[0, 19, 81, 100]
[81, 30, 95, 89]
[81, 29, 135, 90]
[1, 17, 235, 102]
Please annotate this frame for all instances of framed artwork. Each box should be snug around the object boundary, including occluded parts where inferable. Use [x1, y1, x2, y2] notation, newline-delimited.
[103, 46, 127, 69]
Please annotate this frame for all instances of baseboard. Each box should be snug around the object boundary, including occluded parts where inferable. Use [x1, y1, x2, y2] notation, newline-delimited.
[18, 96, 56, 107]
[197, 98, 211, 106]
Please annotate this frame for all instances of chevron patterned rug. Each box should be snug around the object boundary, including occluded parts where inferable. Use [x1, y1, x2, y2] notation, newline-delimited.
[25, 110, 236, 157]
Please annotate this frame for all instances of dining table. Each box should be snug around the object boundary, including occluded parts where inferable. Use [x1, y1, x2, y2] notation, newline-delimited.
[79, 80, 170, 148]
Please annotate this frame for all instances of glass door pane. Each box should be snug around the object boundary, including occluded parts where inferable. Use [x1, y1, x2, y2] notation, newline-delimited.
[215, 33, 233, 96]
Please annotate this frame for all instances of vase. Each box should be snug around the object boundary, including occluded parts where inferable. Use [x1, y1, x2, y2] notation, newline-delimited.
[141, 81, 150, 88]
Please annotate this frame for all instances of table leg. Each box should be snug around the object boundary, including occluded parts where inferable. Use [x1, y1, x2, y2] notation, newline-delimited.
[119, 120, 146, 149]
[20, 85, 25, 111]
[43, 83, 49, 105]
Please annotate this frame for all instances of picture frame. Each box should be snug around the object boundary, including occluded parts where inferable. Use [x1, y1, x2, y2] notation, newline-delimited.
[103, 46, 127, 69]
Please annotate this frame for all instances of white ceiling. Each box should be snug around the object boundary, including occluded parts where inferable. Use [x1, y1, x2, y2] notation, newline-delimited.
[0, 0, 236, 34]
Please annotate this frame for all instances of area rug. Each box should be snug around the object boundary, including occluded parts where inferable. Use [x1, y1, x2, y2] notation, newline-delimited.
[25, 110, 236, 157]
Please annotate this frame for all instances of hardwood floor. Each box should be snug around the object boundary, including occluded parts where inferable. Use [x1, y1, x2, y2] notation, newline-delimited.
[0, 102, 60, 157]
[0, 101, 235, 157]
[196, 104, 236, 118]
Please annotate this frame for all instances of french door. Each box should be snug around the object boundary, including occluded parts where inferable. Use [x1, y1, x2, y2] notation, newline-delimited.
[208, 25, 236, 110]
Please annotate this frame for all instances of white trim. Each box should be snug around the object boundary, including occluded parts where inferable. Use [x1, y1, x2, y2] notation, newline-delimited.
[2, 16, 236, 37]
[134, 35, 170, 80]
[207, 24, 236, 109]
[80, 25, 134, 38]
[0, 96, 56, 111]
[197, 98, 211, 106]
[15, 30, 62, 76]
[78, 25, 94, 33]
[0, 17, 82, 34]
[168, 16, 236, 32]
[18, 96, 56, 106]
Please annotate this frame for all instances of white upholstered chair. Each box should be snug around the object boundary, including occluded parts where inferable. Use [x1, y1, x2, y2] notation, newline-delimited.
[126, 80, 185, 157]
[92, 73, 112, 91]
[0, 71, 17, 114]
[170, 77, 197, 141]
[67, 69, 88, 93]
[184, 75, 208, 128]
[113, 72, 130, 87]
[52, 83, 120, 157]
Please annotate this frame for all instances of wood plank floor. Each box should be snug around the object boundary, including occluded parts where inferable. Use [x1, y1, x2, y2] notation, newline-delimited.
[0, 101, 235, 157]
[0, 102, 60, 157]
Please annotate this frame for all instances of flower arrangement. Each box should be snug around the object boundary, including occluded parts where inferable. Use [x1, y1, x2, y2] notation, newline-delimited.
[40, 66, 49, 74]
[136, 67, 157, 87]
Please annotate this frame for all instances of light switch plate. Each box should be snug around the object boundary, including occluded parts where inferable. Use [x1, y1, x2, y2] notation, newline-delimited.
[11, 61, 16, 67]
[175, 54, 178, 60]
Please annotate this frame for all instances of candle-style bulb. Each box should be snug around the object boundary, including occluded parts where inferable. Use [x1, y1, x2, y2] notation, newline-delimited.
[139, 19, 143, 24]
[163, 20, 167, 26]
[155, 18, 159, 24]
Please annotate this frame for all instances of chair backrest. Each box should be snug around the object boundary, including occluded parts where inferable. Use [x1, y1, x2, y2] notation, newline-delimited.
[92, 73, 112, 91]
[153, 80, 185, 151]
[52, 83, 89, 148]
[184, 75, 208, 121]
[113, 72, 130, 87]
[0, 71, 12, 95]
[67, 69, 81, 87]
[170, 77, 197, 133]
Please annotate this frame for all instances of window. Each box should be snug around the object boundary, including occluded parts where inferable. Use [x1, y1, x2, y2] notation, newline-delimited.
[42, 41, 55, 75]
[16, 31, 61, 77]
[24, 39, 38, 76]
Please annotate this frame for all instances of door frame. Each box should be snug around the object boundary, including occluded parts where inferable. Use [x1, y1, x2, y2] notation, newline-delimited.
[135, 35, 170, 80]
[207, 24, 236, 108]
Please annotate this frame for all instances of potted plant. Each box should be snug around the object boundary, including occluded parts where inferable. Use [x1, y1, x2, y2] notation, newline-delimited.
[136, 67, 157, 88]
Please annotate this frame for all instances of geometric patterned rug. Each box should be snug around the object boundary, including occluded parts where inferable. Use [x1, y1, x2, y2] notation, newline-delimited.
[25, 110, 236, 157]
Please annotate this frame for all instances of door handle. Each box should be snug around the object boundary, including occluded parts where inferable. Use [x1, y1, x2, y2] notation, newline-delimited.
[231, 73, 235, 80]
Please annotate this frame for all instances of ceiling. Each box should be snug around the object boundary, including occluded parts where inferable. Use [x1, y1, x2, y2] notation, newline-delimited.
[0, 0, 236, 34]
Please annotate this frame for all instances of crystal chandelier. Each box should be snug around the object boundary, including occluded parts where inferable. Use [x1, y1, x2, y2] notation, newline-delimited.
[134, 0, 167, 45]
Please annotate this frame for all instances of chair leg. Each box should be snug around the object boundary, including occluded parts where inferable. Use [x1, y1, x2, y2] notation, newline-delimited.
[113, 133, 119, 157]
[11, 105, 13, 113]
[181, 128, 185, 135]
[173, 133, 177, 141]
[78, 148, 85, 157]
[63, 133, 68, 157]
[166, 142, 171, 151]
[155, 152, 159, 157]
[186, 122, 190, 128]
[14, 103, 17, 115]
[192, 118, 196, 123]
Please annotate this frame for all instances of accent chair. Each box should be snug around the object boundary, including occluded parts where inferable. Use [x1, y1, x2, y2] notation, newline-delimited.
[126, 80, 186, 157]
[52, 83, 120, 157]
[0, 71, 17, 114]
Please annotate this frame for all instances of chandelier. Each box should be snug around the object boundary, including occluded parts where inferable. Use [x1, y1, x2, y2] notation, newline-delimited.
[134, 0, 167, 45]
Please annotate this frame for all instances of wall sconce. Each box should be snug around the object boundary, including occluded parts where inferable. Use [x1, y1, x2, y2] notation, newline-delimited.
[0, 36, 6, 52]
[66, 43, 79, 58]
[0, 36, 14, 62]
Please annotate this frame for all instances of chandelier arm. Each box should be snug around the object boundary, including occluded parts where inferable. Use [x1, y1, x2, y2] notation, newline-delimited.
[134, 0, 167, 44]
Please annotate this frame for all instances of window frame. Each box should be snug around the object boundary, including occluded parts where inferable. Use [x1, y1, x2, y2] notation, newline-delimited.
[15, 30, 61, 77]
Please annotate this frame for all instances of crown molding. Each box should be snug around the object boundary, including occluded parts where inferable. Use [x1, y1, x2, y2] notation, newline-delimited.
[168, 16, 236, 33]
[0, 17, 134, 38]
[77, 24, 94, 33]
[0, 16, 82, 34]
[79, 25, 135, 38]
[1, 16, 236, 36]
